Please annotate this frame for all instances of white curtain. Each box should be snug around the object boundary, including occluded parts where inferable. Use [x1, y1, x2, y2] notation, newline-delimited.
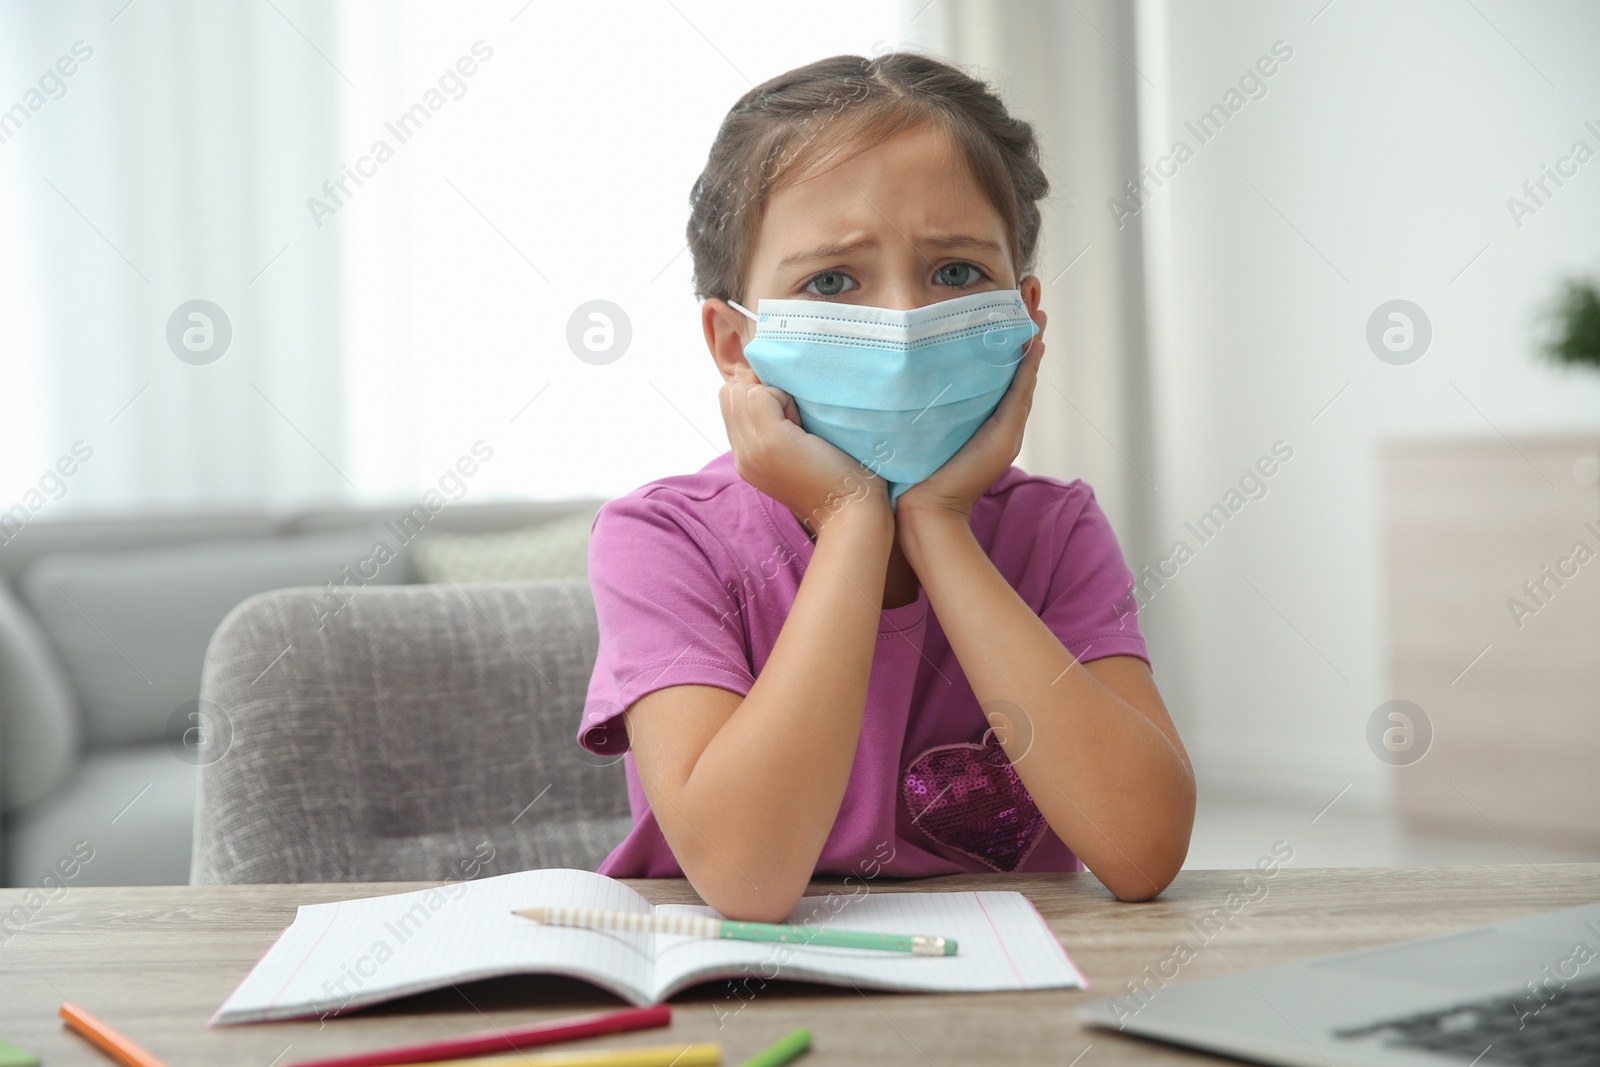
[0, 0, 344, 515]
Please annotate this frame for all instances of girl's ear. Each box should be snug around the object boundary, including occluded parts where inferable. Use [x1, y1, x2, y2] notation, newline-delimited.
[702, 297, 756, 382]
[1019, 274, 1046, 342]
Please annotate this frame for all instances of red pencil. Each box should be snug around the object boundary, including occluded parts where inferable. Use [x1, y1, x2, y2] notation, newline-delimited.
[286, 1004, 672, 1067]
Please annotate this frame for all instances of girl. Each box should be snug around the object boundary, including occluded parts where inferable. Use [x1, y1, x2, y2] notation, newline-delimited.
[576, 52, 1194, 922]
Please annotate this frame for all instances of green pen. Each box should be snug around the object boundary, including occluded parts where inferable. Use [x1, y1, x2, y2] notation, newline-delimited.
[737, 1027, 812, 1067]
[512, 905, 959, 955]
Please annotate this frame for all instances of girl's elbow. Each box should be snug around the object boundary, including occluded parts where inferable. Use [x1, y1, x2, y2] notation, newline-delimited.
[1106, 873, 1172, 903]
[1097, 841, 1188, 902]
[696, 877, 803, 923]
[678, 846, 808, 922]
[722, 893, 803, 924]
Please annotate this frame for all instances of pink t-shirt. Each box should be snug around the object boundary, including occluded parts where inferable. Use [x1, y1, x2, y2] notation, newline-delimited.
[576, 451, 1148, 879]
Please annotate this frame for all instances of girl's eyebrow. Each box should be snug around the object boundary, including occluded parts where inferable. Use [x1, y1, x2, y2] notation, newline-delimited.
[921, 233, 1004, 256]
[778, 232, 1001, 269]
[779, 236, 878, 268]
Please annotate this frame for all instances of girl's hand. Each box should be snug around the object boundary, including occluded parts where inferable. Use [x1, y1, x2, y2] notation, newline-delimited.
[719, 365, 890, 536]
[895, 315, 1047, 525]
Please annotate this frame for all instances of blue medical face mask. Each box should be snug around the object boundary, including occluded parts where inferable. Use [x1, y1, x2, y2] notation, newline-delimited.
[729, 289, 1039, 506]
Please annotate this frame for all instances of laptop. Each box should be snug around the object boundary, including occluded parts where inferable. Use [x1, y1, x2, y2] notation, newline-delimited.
[1074, 901, 1600, 1066]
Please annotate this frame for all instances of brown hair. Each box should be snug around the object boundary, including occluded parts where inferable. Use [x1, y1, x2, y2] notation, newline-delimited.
[686, 52, 1049, 305]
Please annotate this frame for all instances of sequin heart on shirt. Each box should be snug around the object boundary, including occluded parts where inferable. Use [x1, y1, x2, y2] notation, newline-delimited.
[902, 733, 1049, 872]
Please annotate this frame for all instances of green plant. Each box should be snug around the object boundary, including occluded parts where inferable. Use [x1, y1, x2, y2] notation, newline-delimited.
[1542, 279, 1600, 369]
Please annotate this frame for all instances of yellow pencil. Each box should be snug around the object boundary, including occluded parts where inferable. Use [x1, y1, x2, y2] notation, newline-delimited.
[372, 1042, 720, 1067]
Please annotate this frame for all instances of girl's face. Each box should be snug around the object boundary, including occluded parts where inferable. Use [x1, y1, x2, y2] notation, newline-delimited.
[703, 122, 1044, 373]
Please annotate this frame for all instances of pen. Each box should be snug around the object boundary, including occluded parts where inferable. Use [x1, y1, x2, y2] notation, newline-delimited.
[287, 1005, 672, 1067]
[59, 1003, 168, 1067]
[513, 906, 957, 956]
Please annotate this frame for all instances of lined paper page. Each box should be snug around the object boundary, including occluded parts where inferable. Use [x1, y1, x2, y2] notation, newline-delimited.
[650, 890, 1085, 1000]
[211, 869, 655, 1025]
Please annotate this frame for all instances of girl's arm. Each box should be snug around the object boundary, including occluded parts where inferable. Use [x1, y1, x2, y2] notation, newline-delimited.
[898, 511, 1194, 900]
[620, 369, 895, 923]
[896, 316, 1195, 901]
[622, 507, 890, 921]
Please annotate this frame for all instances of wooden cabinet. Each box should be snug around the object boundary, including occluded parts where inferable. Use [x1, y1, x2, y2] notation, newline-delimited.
[1383, 437, 1600, 847]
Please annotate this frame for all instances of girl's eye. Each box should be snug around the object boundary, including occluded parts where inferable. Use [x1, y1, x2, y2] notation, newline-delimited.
[934, 262, 986, 288]
[804, 270, 856, 297]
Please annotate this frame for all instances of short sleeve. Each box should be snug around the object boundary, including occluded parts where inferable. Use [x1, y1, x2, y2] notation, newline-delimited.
[1040, 488, 1151, 667]
[576, 492, 756, 756]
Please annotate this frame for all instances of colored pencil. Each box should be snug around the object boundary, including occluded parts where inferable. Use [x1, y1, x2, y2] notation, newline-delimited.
[0, 1035, 39, 1067]
[513, 905, 957, 956]
[287, 1005, 672, 1067]
[379, 1043, 720, 1067]
[58, 1003, 168, 1067]
[735, 1028, 811, 1067]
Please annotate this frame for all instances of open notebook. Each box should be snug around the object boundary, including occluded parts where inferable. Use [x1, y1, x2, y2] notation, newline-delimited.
[212, 868, 1085, 1025]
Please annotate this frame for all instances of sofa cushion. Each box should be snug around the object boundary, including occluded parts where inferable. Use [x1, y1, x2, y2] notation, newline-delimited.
[411, 509, 598, 583]
[21, 527, 412, 748]
[5, 742, 196, 886]
[0, 578, 81, 812]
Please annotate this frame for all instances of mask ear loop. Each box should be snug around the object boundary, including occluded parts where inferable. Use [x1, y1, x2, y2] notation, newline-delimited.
[726, 299, 759, 322]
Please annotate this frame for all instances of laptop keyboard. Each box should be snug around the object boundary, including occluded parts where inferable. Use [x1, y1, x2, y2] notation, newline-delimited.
[1332, 973, 1600, 1065]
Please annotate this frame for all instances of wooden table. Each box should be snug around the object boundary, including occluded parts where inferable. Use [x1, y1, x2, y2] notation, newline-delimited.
[2, 864, 1596, 1066]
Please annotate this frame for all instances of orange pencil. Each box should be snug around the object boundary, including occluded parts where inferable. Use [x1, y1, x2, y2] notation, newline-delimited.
[59, 1003, 168, 1067]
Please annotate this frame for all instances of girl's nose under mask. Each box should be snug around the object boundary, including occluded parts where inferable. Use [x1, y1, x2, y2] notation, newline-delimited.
[730, 289, 1039, 506]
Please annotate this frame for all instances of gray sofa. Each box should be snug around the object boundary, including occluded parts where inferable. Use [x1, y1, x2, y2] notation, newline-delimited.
[190, 579, 631, 884]
[0, 499, 605, 887]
